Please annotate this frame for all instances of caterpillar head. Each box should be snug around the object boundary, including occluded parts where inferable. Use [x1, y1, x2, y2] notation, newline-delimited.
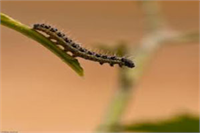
[121, 58, 135, 68]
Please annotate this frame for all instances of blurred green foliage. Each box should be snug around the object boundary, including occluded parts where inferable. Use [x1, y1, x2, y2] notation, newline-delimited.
[122, 114, 199, 132]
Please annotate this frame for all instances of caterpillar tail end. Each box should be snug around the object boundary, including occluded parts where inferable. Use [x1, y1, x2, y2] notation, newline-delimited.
[121, 58, 135, 68]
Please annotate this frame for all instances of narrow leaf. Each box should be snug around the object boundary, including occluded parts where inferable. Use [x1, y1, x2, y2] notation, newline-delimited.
[1, 13, 83, 76]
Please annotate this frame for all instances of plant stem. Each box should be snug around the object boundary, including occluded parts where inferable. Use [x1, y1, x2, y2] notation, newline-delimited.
[97, 44, 159, 132]
[96, 1, 199, 132]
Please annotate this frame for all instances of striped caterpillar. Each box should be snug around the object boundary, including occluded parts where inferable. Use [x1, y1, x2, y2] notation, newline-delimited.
[32, 23, 135, 68]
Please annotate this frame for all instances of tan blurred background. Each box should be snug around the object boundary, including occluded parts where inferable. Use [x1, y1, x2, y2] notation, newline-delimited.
[1, 1, 199, 132]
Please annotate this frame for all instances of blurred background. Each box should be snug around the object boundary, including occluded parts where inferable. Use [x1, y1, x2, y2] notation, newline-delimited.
[1, 1, 199, 132]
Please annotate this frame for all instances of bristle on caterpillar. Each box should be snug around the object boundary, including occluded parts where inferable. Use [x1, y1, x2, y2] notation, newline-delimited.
[32, 23, 135, 68]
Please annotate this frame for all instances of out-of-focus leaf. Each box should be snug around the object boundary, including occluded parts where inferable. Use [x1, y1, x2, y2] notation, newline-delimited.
[122, 114, 199, 132]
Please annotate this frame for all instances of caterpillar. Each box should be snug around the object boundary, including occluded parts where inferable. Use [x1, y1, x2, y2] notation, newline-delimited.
[32, 23, 135, 68]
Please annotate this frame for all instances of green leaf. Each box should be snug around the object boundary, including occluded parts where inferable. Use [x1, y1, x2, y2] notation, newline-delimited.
[123, 114, 199, 132]
[1, 13, 84, 76]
